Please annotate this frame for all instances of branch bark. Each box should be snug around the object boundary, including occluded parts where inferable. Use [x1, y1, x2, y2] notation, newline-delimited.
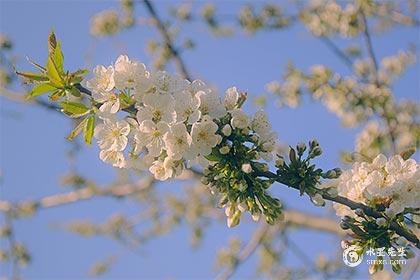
[142, 0, 192, 80]
[256, 170, 420, 249]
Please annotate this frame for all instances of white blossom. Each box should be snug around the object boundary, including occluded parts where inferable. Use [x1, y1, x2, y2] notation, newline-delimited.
[230, 108, 249, 129]
[149, 160, 172, 181]
[173, 90, 201, 124]
[94, 118, 130, 151]
[163, 123, 192, 160]
[196, 90, 226, 119]
[99, 150, 125, 168]
[114, 55, 148, 90]
[136, 93, 176, 124]
[334, 154, 420, 218]
[221, 124, 232, 136]
[224, 86, 239, 110]
[150, 71, 188, 95]
[188, 115, 221, 158]
[86, 65, 115, 93]
[135, 120, 169, 157]
[252, 110, 272, 138]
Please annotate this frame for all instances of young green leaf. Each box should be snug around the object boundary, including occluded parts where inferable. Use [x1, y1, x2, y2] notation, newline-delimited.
[54, 41, 64, 74]
[73, 69, 89, 76]
[84, 116, 95, 145]
[68, 87, 81, 97]
[48, 32, 57, 55]
[16, 71, 49, 82]
[46, 56, 63, 87]
[67, 117, 89, 141]
[27, 83, 57, 99]
[60, 101, 90, 118]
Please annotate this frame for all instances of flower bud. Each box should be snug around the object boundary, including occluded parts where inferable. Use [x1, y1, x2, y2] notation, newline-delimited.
[297, 142, 306, 155]
[326, 187, 338, 197]
[237, 180, 248, 192]
[340, 221, 350, 230]
[241, 163, 252, 174]
[237, 202, 248, 212]
[312, 146, 322, 157]
[310, 193, 325, 207]
[275, 157, 284, 168]
[289, 147, 297, 162]
[341, 240, 351, 249]
[200, 177, 209, 185]
[333, 168, 342, 177]
[309, 139, 319, 150]
[250, 135, 259, 142]
[405, 247, 415, 259]
[324, 169, 337, 179]
[219, 145, 230, 155]
[221, 124, 232, 136]
[354, 208, 364, 216]
[225, 204, 235, 217]
[342, 216, 353, 223]
[376, 217, 387, 227]
[251, 211, 261, 222]
[395, 237, 407, 246]
[391, 263, 401, 274]
[227, 211, 241, 228]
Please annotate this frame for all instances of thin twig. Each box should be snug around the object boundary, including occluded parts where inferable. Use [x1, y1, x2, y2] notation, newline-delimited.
[142, 0, 192, 80]
[360, 9, 398, 154]
[319, 36, 354, 72]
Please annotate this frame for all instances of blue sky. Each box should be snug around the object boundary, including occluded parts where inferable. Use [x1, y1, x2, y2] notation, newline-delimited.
[0, 1, 418, 279]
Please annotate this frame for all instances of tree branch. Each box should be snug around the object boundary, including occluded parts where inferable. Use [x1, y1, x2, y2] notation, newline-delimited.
[255, 170, 420, 249]
[142, 0, 192, 80]
[0, 176, 155, 214]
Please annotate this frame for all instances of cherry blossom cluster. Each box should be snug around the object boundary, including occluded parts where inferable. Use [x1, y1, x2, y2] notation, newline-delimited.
[300, 0, 361, 38]
[86, 55, 277, 186]
[334, 154, 420, 221]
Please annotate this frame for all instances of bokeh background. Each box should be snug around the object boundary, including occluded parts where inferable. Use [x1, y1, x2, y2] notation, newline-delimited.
[0, 0, 418, 279]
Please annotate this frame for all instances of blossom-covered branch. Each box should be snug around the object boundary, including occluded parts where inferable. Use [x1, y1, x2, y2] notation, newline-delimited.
[17, 32, 419, 275]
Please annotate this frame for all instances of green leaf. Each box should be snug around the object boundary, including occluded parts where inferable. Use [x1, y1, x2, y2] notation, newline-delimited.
[67, 117, 89, 141]
[68, 87, 81, 97]
[54, 41, 64, 74]
[48, 32, 57, 55]
[46, 56, 63, 86]
[73, 69, 89, 76]
[84, 116, 95, 145]
[27, 83, 57, 99]
[16, 71, 49, 82]
[60, 101, 90, 118]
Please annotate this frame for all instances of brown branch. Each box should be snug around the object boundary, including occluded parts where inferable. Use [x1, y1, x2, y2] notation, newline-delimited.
[0, 88, 60, 112]
[360, 10, 399, 154]
[142, 0, 192, 80]
[256, 170, 420, 249]
[319, 36, 354, 72]
[283, 210, 343, 235]
[0, 176, 155, 214]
